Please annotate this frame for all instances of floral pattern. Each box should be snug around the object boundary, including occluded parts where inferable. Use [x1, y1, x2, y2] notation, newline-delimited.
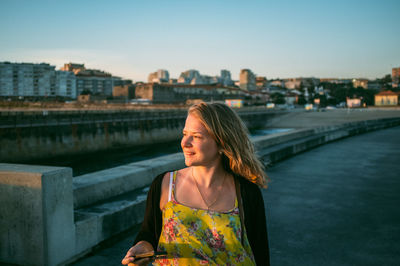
[154, 171, 255, 265]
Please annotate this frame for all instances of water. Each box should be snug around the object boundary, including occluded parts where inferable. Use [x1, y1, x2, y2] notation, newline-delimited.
[24, 128, 292, 177]
[251, 128, 293, 136]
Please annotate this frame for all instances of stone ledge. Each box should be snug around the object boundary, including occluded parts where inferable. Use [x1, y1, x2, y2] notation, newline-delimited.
[73, 153, 185, 209]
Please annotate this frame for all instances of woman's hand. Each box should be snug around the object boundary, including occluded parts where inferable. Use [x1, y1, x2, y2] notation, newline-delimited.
[121, 241, 154, 266]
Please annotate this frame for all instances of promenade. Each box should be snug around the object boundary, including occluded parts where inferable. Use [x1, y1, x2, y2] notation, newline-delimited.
[70, 115, 400, 265]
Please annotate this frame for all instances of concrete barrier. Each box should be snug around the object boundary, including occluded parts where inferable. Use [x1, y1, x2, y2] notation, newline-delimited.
[0, 164, 75, 266]
[73, 153, 185, 209]
[1, 116, 400, 265]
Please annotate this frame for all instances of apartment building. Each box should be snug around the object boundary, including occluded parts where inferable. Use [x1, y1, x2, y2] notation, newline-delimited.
[0, 62, 76, 98]
[61, 63, 113, 96]
[56, 70, 76, 98]
[148, 69, 170, 83]
[239, 69, 256, 91]
[135, 83, 245, 104]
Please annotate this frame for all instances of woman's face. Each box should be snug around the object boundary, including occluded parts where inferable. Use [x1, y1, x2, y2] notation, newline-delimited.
[181, 113, 220, 167]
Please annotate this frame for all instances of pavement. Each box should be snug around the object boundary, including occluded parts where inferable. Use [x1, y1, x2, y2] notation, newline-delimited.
[264, 108, 400, 128]
[70, 125, 400, 266]
[265, 125, 400, 266]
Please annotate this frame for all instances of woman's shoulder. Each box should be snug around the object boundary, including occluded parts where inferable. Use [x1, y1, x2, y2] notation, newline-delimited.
[151, 168, 188, 191]
[235, 174, 260, 190]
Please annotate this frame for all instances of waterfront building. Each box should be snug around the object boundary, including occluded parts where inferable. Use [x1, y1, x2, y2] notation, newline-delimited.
[148, 69, 170, 83]
[61, 63, 114, 96]
[168, 79, 178, 84]
[113, 84, 135, 99]
[0, 62, 56, 97]
[112, 77, 132, 87]
[135, 83, 246, 104]
[374, 90, 399, 106]
[56, 70, 76, 98]
[239, 69, 256, 91]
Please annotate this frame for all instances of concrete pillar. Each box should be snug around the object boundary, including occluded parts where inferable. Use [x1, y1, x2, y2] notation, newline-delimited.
[0, 163, 75, 266]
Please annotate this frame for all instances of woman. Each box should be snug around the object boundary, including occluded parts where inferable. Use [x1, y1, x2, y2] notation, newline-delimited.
[122, 102, 269, 265]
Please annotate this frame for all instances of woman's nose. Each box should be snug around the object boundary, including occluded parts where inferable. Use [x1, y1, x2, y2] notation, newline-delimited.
[181, 136, 192, 147]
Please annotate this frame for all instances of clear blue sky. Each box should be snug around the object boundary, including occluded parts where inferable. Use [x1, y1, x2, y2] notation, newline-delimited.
[1, 0, 399, 82]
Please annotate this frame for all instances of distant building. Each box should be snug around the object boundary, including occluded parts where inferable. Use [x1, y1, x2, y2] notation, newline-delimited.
[178, 70, 202, 84]
[61, 63, 114, 96]
[112, 77, 132, 87]
[285, 92, 298, 105]
[284, 78, 301, 90]
[148, 69, 170, 83]
[367, 81, 381, 90]
[320, 79, 352, 85]
[0, 62, 76, 98]
[220, 70, 233, 86]
[60, 63, 85, 74]
[268, 80, 284, 88]
[239, 69, 256, 91]
[135, 83, 245, 104]
[374, 90, 399, 106]
[346, 97, 362, 108]
[352, 78, 369, 89]
[112, 84, 135, 99]
[300, 77, 320, 88]
[0, 62, 55, 97]
[56, 70, 76, 98]
[392, 67, 400, 87]
[256, 76, 268, 90]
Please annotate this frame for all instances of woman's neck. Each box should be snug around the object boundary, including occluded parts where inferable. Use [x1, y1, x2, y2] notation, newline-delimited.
[191, 165, 226, 188]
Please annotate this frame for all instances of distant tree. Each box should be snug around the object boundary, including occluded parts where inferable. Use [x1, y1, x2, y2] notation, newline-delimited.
[297, 94, 307, 105]
[80, 89, 92, 95]
[383, 74, 392, 84]
[271, 93, 285, 104]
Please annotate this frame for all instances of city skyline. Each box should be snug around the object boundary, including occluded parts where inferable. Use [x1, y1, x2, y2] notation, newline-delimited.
[1, 0, 399, 82]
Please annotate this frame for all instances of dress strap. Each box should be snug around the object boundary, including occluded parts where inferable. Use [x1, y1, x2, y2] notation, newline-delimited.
[168, 171, 174, 202]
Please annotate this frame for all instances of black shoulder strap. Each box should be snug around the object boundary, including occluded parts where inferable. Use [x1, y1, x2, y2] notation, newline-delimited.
[234, 176, 245, 245]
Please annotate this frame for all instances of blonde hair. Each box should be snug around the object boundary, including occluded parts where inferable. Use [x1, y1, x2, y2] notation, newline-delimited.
[188, 102, 268, 188]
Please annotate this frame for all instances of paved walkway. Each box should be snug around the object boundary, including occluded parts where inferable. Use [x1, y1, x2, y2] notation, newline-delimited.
[265, 126, 400, 266]
[70, 126, 400, 266]
[265, 108, 400, 128]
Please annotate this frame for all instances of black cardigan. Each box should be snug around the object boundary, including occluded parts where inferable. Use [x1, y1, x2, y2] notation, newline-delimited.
[134, 171, 270, 266]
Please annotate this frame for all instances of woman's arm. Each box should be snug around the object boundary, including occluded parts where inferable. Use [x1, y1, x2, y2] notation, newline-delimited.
[241, 179, 270, 266]
[133, 172, 165, 250]
[121, 240, 154, 265]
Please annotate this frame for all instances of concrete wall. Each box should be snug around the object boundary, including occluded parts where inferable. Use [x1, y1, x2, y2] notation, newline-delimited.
[0, 164, 75, 266]
[0, 108, 283, 162]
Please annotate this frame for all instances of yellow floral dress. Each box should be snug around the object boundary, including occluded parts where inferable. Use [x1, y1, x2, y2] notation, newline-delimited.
[154, 171, 255, 265]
